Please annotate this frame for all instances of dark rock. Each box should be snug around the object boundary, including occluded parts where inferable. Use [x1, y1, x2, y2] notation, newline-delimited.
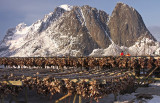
[80, 5, 111, 48]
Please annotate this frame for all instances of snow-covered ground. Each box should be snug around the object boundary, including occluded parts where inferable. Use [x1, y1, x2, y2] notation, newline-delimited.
[114, 82, 160, 103]
[95, 81, 160, 103]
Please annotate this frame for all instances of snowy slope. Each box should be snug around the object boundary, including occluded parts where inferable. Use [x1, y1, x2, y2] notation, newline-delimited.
[90, 37, 160, 56]
[128, 38, 160, 56]
[0, 5, 71, 57]
[90, 43, 122, 56]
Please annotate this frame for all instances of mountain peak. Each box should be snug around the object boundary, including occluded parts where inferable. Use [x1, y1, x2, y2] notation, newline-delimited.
[16, 23, 27, 30]
[116, 2, 128, 6]
[114, 2, 135, 12]
[59, 4, 73, 11]
[108, 2, 156, 47]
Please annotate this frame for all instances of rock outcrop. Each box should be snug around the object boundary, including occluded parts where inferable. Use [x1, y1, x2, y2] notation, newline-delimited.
[108, 3, 156, 47]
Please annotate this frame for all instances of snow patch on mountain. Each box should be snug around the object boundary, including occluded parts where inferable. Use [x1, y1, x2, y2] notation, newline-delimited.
[90, 43, 123, 56]
[90, 37, 160, 56]
[7, 23, 31, 50]
[80, 8, 86, 26]
[128, 37, 160, 56]
[59, 4, 73, 11]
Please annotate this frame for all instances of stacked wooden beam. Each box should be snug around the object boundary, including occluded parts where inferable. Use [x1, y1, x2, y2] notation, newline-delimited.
[0, 66, 134, 101]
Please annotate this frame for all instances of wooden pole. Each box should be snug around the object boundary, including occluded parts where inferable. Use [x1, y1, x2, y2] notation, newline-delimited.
[68, 95, 71, 103]
[114, 93, 117, 101]
[55, 93, 71, 103]
[90, 96, 93, 103]
[140, 67, 158, 85]
[79, 95, 82, 103]
[73, 94, 77, 103]
[0, 97, 4, 103]
[25, 87, 28, 103]
[12, 96, 18, 103]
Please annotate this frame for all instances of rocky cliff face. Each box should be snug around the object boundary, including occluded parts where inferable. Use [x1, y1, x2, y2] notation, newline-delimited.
[108, 3, 156, 47]
[79, 5, 111, 48]
[48, 5, 111, 55]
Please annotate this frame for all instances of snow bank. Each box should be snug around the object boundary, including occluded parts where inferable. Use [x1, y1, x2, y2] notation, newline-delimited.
[149, 82, 160, 87]
[147, 95, 160, 103]
[128, 37, 160, 56]
[90, 37, 160, 56]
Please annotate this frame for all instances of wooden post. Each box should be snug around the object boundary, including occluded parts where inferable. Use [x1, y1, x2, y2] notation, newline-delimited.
[73, 94, 77, 103]
[140, 67, 158, 85]
[79, 95, 82, 103]
[0, 97, 4, 103]
[13, 96, 18, 103]
[114, 93, 117, 101]
[9, 95, 18, 103]
[90, 96, 93, 103]
[25, 87, 28, 103]
[68, 95, 71, 103]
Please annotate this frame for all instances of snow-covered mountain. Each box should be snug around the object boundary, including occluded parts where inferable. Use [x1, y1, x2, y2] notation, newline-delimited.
[90, 38, 160, 56]
[0, 3, 159, 57]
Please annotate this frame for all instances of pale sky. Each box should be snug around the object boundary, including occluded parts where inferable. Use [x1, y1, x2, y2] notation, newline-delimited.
[0, 0, 160, 40]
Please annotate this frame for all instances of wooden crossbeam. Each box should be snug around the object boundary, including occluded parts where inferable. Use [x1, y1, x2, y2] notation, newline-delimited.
[140, 67, 158, 85]
[55, 93, 72, 103]
[0, 81, 23, 86]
